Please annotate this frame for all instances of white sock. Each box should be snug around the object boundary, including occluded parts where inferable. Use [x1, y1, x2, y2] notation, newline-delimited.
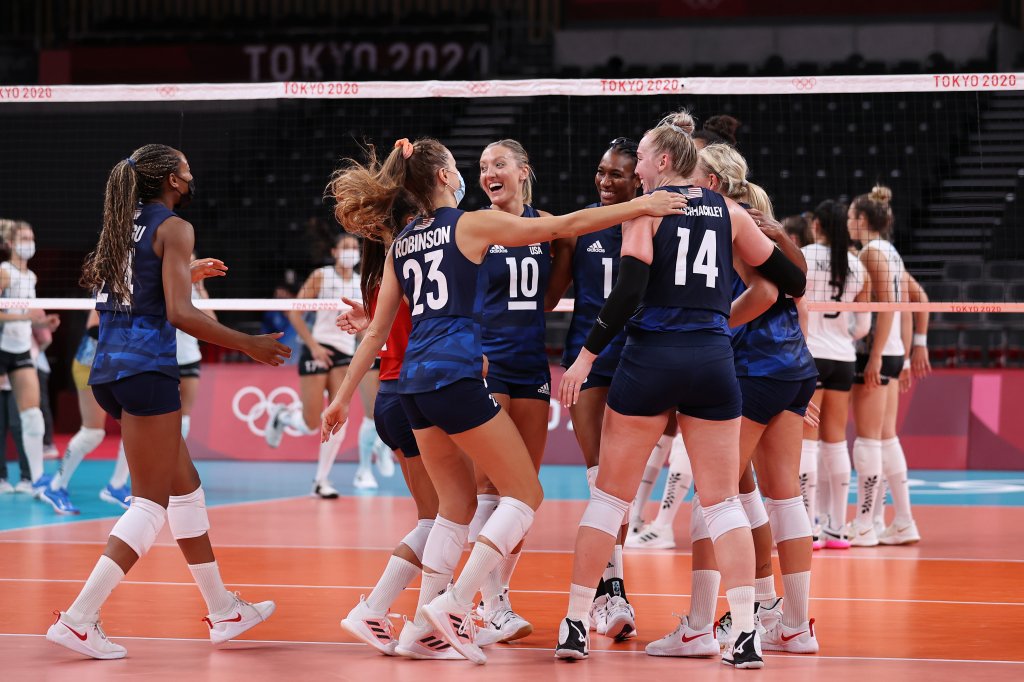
[632, 434, 672, 525]
[498, 548, 521, 589]
[821, 440, 852, 530]
[874, 476, 888, 524]
[365, 555, 420, 613]
[754, 575, 776, 603]
[481, 546, 523, 612]
[315, 423, 346, 483]
[67, 555, 125, 623]
[281, 404, 318, 435]
[688, 569, 721, 630]
[451, 543, 503, 606]
[357, 417, 376, 470]
[654, 436, 691, 528]
[188, 561, 235, 616]
[108, 441, 130, 489]
[20, 407, 44, 483]
[799, 439, 819, 527]
[414, 571, 452, 626]
[852, 437, 883, 529]
[881, 437, 913, 525]
[567, 583, 595, 623]
[816, 442, 831, 527]
[781, 571, 811, 627]
[726, 586, 756, 635]
[602, 544, 623, 583]
[181, 415, 191, 440]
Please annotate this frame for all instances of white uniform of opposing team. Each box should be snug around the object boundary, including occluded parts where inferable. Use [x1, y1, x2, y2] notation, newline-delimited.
[801, 243, 867, 361]
[862, 238, 905, 357]
[175, 285, 203, 365]
[0, 261, 36, 354]
[310, 265, 360, 355]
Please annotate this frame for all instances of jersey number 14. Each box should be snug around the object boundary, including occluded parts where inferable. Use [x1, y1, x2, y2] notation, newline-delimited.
[675, 227, 719, 288]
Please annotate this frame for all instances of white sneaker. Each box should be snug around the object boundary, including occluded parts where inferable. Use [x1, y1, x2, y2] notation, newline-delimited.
[624, 523, 675, 549]
[474, 592, 533, 646]
[44, 444, 60, 459]
[340, 596, 398, 655]
[422, 591, 486, 664]
[394, 615, 464, 660]
[762, 618, 818, 653]
[873, 516, 886, 538]
[203, 592, 275, 644]
[603, 596, 636, 640]
[848, 521, 880, 547]
[312, 480, 339, 499]
[589, 594, 609, 633]
[14, 479, 34, 494]
[627, 520, 644, 537]
[372, 441, 396, 478]
[263, 403, 287, 448]
[0, 479, 13, 494]
[46, 611, 127, 660]
[646, 614, 718, 657]
[353, 466, 378, 490]
[755, 597, 783, 634]
[878, 520, 921, 545]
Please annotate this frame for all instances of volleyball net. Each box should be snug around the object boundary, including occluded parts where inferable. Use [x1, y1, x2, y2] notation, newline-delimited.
[1, 74, 1023, 363]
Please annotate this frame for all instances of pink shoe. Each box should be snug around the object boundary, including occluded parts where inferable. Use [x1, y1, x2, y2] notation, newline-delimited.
[822, 525, 851, 549]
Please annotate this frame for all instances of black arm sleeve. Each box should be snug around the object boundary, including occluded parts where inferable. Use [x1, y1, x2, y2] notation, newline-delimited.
[583, 256, 650, 356]
[755, 246, 807, 298]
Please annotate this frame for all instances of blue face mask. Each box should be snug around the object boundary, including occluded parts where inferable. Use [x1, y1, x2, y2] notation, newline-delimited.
[447, 169, 466, 206]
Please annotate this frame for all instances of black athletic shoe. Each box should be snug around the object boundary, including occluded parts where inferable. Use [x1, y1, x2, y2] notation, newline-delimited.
[721, 629, 764, 669]
[554, 618, 589, 660]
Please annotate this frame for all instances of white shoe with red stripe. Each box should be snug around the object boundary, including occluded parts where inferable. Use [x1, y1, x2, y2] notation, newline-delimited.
[203, 592, 276, 644]
[762, 618, 819, 653]
[46, 611, 127, 660]
[646, 614, 718, 657]
[341, 596, 398, 655]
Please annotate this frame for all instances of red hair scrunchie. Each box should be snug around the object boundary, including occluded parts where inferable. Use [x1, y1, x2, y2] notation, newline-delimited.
[394, 138, 414, 159]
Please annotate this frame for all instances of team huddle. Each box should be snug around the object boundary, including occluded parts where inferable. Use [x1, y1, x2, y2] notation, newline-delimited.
[42, 108, 929, 670]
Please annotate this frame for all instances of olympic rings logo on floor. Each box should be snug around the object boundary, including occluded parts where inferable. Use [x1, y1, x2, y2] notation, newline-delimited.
[232, 386, 303, 438]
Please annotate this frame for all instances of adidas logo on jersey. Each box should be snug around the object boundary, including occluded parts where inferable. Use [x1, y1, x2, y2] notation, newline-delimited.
[587, 241, 605, 254]
[489, 245, 508, 254]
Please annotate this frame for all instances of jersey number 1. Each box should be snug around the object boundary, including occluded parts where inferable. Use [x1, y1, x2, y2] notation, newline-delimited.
[675, 227, 718, 288]
[403, 250, 449, 316]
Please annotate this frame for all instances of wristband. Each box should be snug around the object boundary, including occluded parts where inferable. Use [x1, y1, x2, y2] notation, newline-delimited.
[903, 358, 911, 371]
[913, 333, 927, 348]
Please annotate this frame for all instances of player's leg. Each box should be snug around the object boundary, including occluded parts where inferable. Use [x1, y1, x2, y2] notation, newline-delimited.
[178, 374, 199, 440]
[818, 387, 852, 548]
[48, 377, 106, 513]
[851, 383, 885, 546]
[10, 364, 45, 489]
[878, 381, 919, 544]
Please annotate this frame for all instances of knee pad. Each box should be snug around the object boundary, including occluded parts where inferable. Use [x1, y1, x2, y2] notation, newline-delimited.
[690, 494, 711, 542]
[180, 415, 191, 440]
[110, 497, 166, 557]
[400, 519, 435, 562]
[586, 466, 598, 491]
[766, 496, 812, 543]
[739, 490, 769, 530]
[821, 440, 851, 476]
[167, 487, 210, 540]
[468, 494, 499, 544]
[853, 437, 882, 476]
[72, 426, 106, 454]
[478, 497, 535, 557]
[702, 496, 751, 544]
[422, 515, 469, 574]
[20, 407, 44, 438]
[580, 486, 630, 538]
[880, 437, 907, 477]
[800, 439, 818, 474]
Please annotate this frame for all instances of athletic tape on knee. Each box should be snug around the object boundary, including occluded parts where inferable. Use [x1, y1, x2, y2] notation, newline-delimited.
[580, 486, 631, 538]
[880, 437, 907, 477]
[478, 497, 535, 557]
[739, 490, 769, 530]
[180, 415, 191, 440]
[702, 496, 751, 544]
[72, 426, 106, 454]
[400, 518, 435, 562]
[800, 439, 819, 475]
[468, 494, 500, 544]
[20, 407, 44, 437]
[167, 487, 210, 540]
[110, 497, 166, 557]
[690, 494, 711, 542]
[766, 496, 812, 543]
[421, 515, 469, 574]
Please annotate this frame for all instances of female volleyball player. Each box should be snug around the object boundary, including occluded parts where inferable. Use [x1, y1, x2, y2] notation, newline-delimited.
[322, 137, 686, 664]
[47, 144, 290, 660]
[264, 232, 369, 495]
[0, 219, 56, 504]
[847, 185, 919, 546]
[800, 200, 870, 548]
[556, 115, 806, 668]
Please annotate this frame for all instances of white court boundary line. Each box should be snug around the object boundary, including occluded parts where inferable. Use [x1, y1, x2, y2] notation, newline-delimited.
[1, 576, 1021, 607]
[1, 632, 1022, 666]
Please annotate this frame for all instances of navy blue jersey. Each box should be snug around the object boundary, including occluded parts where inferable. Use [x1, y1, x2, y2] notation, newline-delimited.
[392, 207, 488, 393]
[90, 202, 179, 385]
[562, 205, 626, 376]
[628, 187, 733, 338]
[479, 205, 551, 385]
[731, 267, 818, 381]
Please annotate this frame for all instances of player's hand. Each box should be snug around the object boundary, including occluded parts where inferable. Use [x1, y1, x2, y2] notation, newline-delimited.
[910, 344, 931, 380]
[863, 354, 883, 389]
[243, 332, 291, 366]
[898, 367, 912, 394]
[747, 208, 785, 242]
[321, 395, 349, 443]
[336, 297, 369, 335]
[309, 342, 332, 368]
[559, 352, 595, 408]
[802, 400, 821, 428]
[190, 257, 228, 283]
[44, 313, 60, 331]
[28, 308, 46, 323]
[640, 189, 688, 216]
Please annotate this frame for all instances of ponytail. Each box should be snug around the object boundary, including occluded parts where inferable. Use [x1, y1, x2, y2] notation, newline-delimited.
[813, 199, 851, 296]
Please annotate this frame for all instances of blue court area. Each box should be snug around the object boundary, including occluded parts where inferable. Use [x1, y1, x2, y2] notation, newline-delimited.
[2, 459, 1024, 532]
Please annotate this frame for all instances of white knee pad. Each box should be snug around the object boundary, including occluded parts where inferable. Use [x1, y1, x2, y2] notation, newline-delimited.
[586, 466, 599, 491]
[20, 407, 44, 438]
[421, 515, 469, 574]
[821, 440, 851, 476]
[72, 426, 106, 454]
[401, 519, 435, 563]
[739, 490, 769, 530]
[881, 437, 907, 477]
[765, 496, 812, 543]
[580, 486, 631, 538]
[181, 415, 191, 440]
[690, 494, 711, 542]
[468, 494, 499, 544]
[853, 437, 882, 476]
[478, 497, 536, 557]
[702, 496, 751, 544]
[167, 487, 210, 540]
[110, 497, 166, 557]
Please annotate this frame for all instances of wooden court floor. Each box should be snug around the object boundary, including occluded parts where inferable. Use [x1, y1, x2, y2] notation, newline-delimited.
[2, 496, 1023, 681]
